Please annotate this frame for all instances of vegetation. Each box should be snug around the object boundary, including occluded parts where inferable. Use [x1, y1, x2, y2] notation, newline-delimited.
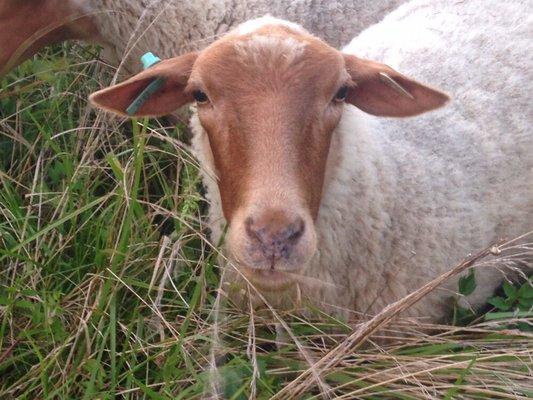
[0, 43, 531, 399]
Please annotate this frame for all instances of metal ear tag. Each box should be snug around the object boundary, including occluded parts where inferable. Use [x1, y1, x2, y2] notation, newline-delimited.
[126, 52, 165, 116]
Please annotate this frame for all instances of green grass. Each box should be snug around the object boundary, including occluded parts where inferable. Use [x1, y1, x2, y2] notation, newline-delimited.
[0, 43, 531, 399]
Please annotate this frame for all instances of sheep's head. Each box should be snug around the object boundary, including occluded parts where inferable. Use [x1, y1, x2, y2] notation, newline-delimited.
[90, 17, 449, 291]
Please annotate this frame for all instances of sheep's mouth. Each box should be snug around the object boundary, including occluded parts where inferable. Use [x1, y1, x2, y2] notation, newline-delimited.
[241, 265, 299, 291]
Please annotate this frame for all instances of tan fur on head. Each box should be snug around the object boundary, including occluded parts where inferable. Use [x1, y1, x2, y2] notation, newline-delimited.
[89, 16, 448, 292]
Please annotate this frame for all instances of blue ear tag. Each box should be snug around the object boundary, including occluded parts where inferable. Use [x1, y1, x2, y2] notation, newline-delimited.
[126, 52, 165, 116]
[140, 52, 161, 70]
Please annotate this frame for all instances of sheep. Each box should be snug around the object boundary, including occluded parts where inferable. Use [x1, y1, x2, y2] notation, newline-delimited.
[91, 1, 532, 324]
[0, 0, 407, 76]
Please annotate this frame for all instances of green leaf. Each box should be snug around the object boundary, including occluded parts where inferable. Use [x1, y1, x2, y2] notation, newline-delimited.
[452, 305, 477, 326]
[458, 270, 476, 296]
[443, 356, 477, 400]
[488, 296, 512, 311]
[15, 299, 35, 309]
[221, 364, 247, 400]
[518, 281, 533, 299]
[132, 377, 168, 400]
[517, 322, 533, 332]
[485, 310, 532, 321]
[0, 295, 12, 306]
[502, 281, 518, 301]
[518, 297, 533, 310]
[105, 152, 124, 181]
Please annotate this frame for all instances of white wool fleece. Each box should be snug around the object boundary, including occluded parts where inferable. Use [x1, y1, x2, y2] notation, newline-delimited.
[90, 0, 406, 74]
[190, 1, 533, 322]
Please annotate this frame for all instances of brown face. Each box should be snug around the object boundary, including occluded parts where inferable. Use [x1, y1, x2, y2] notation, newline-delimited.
[90, 20, 449, 291]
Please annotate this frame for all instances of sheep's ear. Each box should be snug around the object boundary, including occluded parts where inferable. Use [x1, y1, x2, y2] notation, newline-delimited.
[89, 52, 198, 117]
[343, 54, 449, 117]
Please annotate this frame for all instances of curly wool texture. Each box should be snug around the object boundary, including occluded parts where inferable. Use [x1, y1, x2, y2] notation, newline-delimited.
[190, 0, 533, 322]
[90, 0, 406, 74]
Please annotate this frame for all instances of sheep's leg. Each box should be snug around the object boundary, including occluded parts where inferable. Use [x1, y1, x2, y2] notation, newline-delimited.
[0, 0, 100, 75]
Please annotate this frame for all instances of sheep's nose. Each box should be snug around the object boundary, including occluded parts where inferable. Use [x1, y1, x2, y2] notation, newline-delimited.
[245, 211, 305, 263]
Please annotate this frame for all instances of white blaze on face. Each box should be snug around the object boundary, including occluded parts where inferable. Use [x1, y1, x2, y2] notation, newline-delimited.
[231, 16, 308, 68]
[234, 15, 307, 36]
[234, 35, 307, 67]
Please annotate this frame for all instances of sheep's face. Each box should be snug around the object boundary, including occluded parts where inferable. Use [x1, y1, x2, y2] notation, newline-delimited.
[90, 18, 448, 292]
[188, 27, 349, 290]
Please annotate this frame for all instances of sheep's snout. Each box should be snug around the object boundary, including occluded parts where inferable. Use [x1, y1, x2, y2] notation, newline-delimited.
[228, 208, 317, 291]
[244, 211, 305, 264]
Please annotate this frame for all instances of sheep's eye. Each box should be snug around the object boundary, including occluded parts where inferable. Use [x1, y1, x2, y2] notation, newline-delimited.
[334, 86, 348, 102]
[193, 90, 209, 103]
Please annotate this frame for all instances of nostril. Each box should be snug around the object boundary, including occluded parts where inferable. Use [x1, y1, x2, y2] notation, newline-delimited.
[245, 216, 261, 241]
[284, 218, 305, 243]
